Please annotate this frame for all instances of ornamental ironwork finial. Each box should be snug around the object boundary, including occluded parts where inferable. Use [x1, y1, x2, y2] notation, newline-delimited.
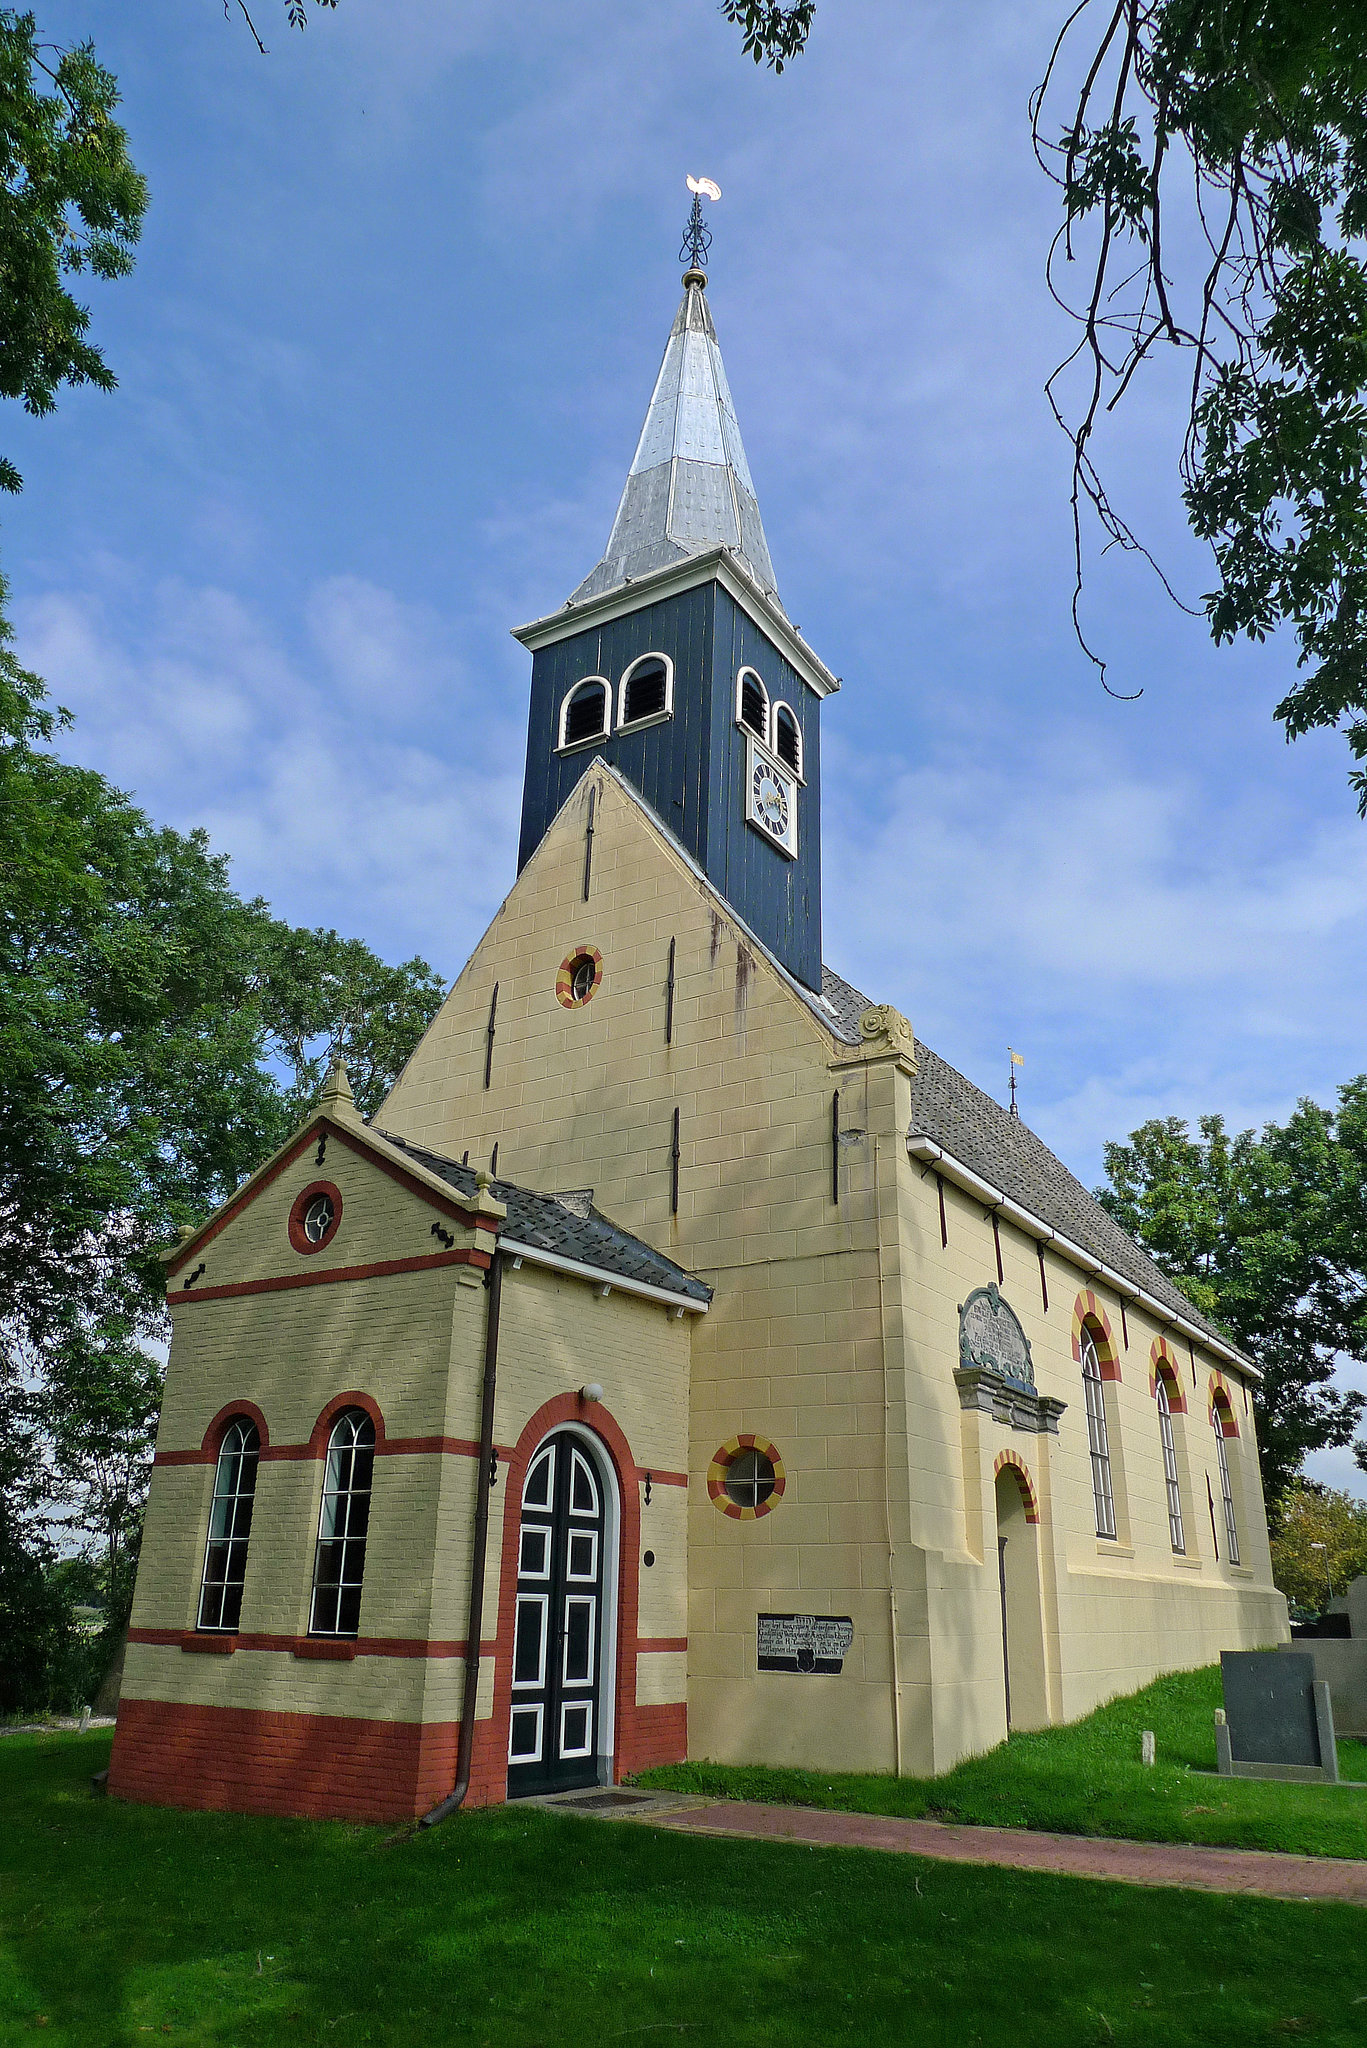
[680, 175, 721, 273]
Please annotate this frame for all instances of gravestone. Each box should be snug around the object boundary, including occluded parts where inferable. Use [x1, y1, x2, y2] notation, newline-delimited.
[1217, 1650, 1339, 1783]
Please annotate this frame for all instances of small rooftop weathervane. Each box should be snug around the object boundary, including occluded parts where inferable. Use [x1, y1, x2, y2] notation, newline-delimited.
[681, 175, 722, 272]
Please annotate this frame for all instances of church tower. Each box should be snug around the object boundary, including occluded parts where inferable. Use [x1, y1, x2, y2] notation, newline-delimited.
[514, 200, 839, 993]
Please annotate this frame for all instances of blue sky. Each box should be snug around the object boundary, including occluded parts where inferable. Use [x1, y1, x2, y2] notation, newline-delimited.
[14, 0, 1367, 1491]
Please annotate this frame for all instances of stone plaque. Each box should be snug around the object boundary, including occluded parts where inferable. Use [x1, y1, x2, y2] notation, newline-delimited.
[1221, 1650, 1323, 1768]
[959, 1284, 1034, 1387]
[757, 1613, 854, 1675]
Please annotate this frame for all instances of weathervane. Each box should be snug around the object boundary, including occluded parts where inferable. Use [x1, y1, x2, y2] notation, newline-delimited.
[1008, 1046, 1024, 1118]
[681, 175, 722, 271]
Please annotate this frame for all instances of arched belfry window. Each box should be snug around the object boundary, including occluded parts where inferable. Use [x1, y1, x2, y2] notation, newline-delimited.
[618, 653, 672, 728]
[310, 1409, 376, 1637]
[1155, 1372, 1185, 1554]
[559, 678, 610, 750]
[737, 667, 768, 743]
[197, 1418, 260, 1632]
[773, 702, 802, 776]
[1081, 1325, 1117, 1539]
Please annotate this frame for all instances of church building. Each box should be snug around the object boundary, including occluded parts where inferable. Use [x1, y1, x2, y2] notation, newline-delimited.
[109, 215, 1286, 1824]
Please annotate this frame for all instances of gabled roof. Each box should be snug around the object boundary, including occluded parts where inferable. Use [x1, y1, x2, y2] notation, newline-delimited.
[821, 966, 1246, 1364]
[567, 274, 780, 609]
[375, 1133, 712, 1309]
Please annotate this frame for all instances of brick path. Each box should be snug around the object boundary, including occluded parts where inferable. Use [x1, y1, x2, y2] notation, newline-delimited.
[647, 1799, 1367, 1906]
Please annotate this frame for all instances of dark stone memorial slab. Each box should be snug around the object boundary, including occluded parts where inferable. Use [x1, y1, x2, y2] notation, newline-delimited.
[757, 1614, 853, 1675]
[1218, 1650, 1339, 1783]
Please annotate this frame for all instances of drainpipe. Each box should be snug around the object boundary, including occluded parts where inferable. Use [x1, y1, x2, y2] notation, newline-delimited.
[421, 1246, 504, 1827]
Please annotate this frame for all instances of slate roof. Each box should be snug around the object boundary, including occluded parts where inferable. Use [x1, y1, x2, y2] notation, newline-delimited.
[375, 1132, 712, 1305]
[821, 968, 1240, 1357]
[568, 274, 780, 609]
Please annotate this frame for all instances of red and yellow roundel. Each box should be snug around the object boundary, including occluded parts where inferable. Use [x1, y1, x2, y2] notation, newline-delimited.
[707, 1435, 786, 1520]
[556, 945, 603, 1008]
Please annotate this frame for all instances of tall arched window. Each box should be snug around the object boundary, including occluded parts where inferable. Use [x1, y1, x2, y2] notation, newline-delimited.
[1081, 1326, 1116, 1538]
[310, 1409, 376, 1637]
[1212, 1401, 1240, 1564]
[737, 667, 768, 742]
[197, 1418, 260, 1632]
[618, 654, 672, 727]
[1156, 1373, 1185, 1554]
[559, 679, 610, 749]
[773, 703, 802, 775]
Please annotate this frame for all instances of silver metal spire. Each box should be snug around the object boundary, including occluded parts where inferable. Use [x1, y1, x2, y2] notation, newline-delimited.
[568, 186, 779, 609]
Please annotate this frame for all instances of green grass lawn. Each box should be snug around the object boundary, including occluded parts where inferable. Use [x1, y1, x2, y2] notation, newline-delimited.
[3, 1733, 1367, 2047]
[638, 1665, 1367, 1860]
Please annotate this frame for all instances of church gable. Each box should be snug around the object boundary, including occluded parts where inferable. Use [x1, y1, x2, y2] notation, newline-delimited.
[381, 762, 857, 1257]
[163, 1088, 496, 1311]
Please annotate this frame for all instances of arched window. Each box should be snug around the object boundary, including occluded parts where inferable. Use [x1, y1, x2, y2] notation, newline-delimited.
[197, 1418, 260, 1632]
[773, 703, 802, 776]
[618, 653, 672, 728]
[310, 1409, 376, 1637]
[1155, 1372, 1185, 1554]
[737, 667, 768, 742]
[1081, 1325, 1116, 1538]
[1212, 1400, 1240, 1564]
[559, 679, 610, 750]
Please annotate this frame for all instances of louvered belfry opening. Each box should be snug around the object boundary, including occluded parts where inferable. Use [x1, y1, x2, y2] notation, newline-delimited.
[740, 672, 767, 740]
[564, 681, 608, 746]
[775, 705, 800, 771]
[623, 658, 668, 724]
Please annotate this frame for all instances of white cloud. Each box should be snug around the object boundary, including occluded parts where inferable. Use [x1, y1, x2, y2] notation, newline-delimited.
[17, 573, 523, 972]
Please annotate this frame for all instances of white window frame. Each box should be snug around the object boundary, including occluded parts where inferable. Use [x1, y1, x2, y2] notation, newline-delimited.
[770, 699, 805, 783]
[197, 1417, 260, 1632]
[557, 677, 612, 753]
[1081, 1327, 1117, 1540]
[1213, 1407, 1240, 1565]
[1155, 1373, 1185, 1555]
[735, 665, 770, 744]
[616, 652, 674, 731]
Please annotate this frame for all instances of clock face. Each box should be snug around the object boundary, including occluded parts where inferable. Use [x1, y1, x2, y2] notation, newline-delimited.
[745, 739, 797, 855]
[752, 762, 790, 839]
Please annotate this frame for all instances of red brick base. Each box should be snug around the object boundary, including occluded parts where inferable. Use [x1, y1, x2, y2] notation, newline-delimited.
[107, 1695, 686, 1823]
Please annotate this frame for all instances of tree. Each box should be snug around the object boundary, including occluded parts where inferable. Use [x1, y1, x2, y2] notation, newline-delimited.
[0, 10, 147, 495]
[721, 2, 1367, 810]
[1098, 1095, 1367, 1510]
[1269, 1479, 1367, 1612]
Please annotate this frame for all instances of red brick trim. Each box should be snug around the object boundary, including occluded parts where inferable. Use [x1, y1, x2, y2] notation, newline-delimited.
[131, 1626, 495, 1660]
[307, 1391, 385, 1457]
[1072, 1290, 1121, 1381]
[287, 1180, 343, 1256]
[107, 1697, 472, 1823]
[204, 1401, 270, 1455]
[169, 1243, 488, 1307]
[639, 1467, 688, 1487]
[163, 1119, 481, 1281]
[1149, 1341, 1187, 1411]
[993, 1449, 1041, 1524]
[293, 1638, 355, 1661]
[637, 1637, 688, 1654]
[1209, 1374, 1240, 1436]
[155, 1429, 493, 1469]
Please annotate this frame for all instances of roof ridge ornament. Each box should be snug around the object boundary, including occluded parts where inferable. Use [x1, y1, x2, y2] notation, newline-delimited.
[681, 175, 721, 277]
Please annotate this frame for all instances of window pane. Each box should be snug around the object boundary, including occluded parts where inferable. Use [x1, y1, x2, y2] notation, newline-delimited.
[197, 1420, 260, 1632]
[1082, 1333, 1116, 1539]
[309, 1411, 374, 1638]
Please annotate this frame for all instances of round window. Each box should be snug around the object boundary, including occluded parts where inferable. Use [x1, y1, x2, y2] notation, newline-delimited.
[288, 1180, 343, 1255]
[707, 1435, 786, 1520]
[723, 1447, 776, 1510]
[556, 946, 603, 1008]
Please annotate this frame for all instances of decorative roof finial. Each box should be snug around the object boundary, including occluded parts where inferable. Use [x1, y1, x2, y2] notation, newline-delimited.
[681, 175, 722, 278]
